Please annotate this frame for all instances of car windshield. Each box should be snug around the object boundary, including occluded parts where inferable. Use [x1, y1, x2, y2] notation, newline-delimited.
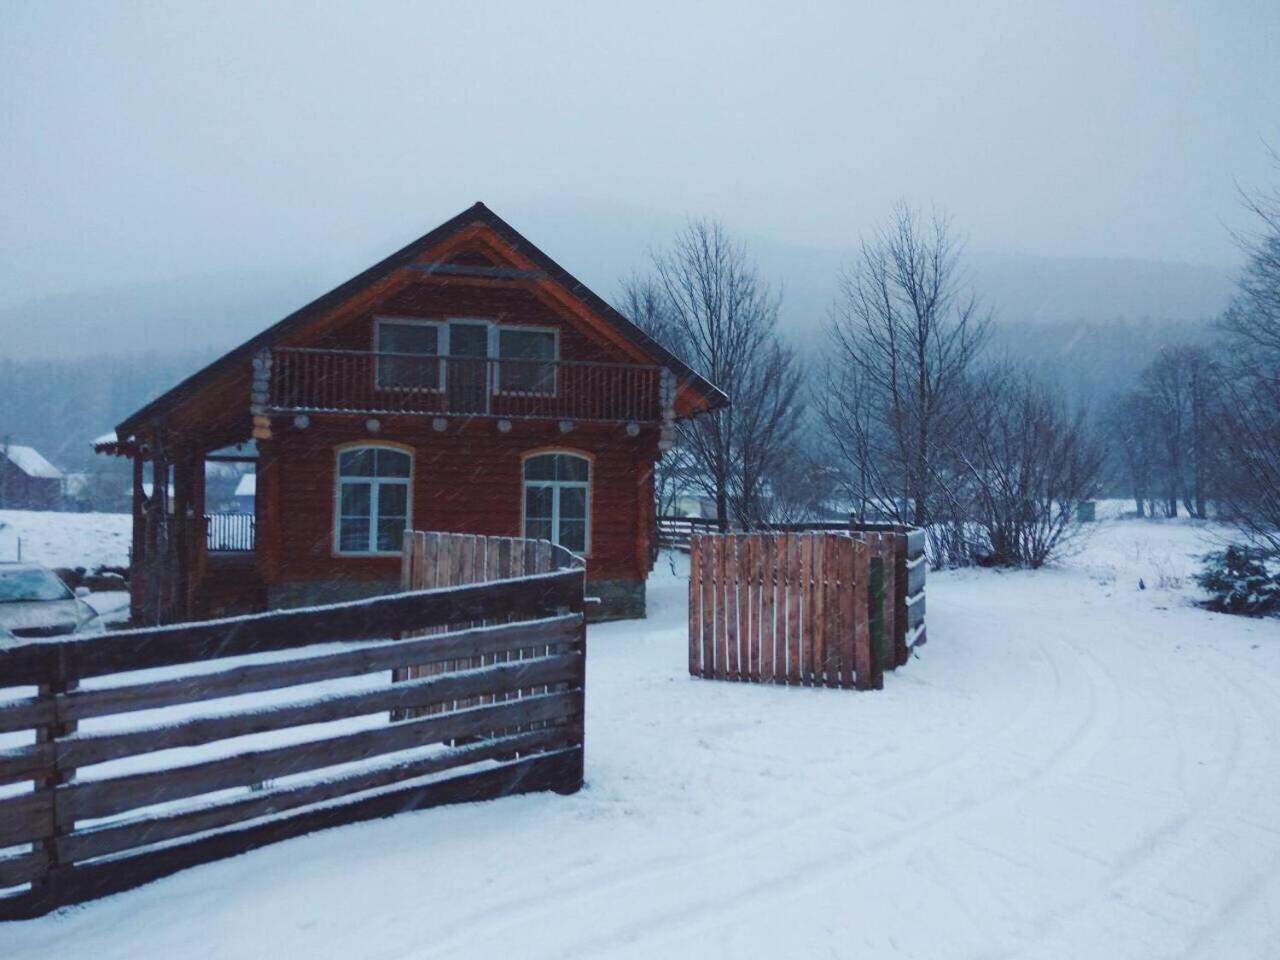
[0, 568, 72, 603]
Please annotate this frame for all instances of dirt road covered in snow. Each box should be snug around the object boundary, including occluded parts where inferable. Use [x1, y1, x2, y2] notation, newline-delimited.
[7, 518, 1280, 958]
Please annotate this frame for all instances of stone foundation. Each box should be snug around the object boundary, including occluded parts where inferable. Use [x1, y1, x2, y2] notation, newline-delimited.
[586, 577, 646, 621]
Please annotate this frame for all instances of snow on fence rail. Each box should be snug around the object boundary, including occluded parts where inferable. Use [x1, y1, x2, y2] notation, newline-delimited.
[688, 526, 925, 691]
[0, 557, 586, 921]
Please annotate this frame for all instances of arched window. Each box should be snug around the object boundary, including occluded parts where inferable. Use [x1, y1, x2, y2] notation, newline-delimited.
[523, 452, 589, 554]
[335, 445, 411, 555]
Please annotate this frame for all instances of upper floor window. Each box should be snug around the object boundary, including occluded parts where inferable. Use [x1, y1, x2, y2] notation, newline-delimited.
[373, 317, 558, 395]
[375, 319, 441, 390]
[497, 328, 557, 394]
[335, 445, 411, 555]
[523, 452, 589, 554]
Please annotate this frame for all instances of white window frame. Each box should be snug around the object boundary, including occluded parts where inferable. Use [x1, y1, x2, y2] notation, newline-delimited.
[373, 317, 445, 392]
[333, 444, 413, 557]
[521, 451, 591, 556]
[495, 325, 559, 397]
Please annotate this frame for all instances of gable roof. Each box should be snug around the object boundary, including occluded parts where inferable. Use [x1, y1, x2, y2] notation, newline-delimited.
[115, 203, 726, 441]
[2, 445, 63, 480]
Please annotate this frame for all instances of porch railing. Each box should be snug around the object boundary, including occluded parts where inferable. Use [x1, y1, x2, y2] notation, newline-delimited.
[267, 348, 664, 423]
[205, 512, 255, 552]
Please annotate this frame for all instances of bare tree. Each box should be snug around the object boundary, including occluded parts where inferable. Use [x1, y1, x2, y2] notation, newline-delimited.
[622, 220, 803, 529]
[1103, 390, 1160, 517]
[824, 203, 989, 563]
[953, 368, 1104, 568]
[1138, 346, 1219, 518]
[1214, 153, 1280, 554]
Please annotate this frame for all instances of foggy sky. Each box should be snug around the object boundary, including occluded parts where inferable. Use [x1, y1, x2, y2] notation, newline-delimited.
[2, 1, 1277, 313]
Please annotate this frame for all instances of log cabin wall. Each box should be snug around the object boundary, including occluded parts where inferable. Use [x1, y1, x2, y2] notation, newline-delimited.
[258, 417, 658, 620]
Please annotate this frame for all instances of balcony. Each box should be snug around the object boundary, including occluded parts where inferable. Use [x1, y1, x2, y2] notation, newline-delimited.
[265, 348, 668, 423]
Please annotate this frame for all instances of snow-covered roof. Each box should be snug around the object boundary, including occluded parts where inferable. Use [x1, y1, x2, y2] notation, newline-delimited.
[92, 430, 117, 449]
[2, 444, 63, 480]
[234, 474, 256, 498]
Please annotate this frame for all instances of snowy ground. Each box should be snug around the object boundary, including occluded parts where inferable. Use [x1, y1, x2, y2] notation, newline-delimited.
[6, 515, 1280, 958]
[0, 509, 131, 569]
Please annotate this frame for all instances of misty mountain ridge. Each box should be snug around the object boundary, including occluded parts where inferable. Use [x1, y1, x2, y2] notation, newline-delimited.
[0, 202, 1235, 469]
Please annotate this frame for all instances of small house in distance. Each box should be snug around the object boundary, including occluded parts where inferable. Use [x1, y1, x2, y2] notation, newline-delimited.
[97, 203, 726, 624]
[232, 473, 255, 513]
[0, 443, 64, 510]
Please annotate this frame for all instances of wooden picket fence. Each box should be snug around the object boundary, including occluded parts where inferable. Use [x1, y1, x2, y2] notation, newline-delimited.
[687, 527, 926, 691]
[396, 532, 582, 716]
[0, 544, 586, 921]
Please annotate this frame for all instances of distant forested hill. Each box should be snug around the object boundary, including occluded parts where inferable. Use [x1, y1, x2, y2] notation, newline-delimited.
[0, 351, 213, 469]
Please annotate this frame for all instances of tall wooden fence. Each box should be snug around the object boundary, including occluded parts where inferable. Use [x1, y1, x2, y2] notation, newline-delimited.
[397, 532, 582, 716]
[0, 558, 585, 921]
[688, 526, 926, 691]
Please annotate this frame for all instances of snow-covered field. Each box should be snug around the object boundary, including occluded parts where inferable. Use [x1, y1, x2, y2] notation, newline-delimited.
[0, 509, 131, 569]
[6, 515, 1280, 958]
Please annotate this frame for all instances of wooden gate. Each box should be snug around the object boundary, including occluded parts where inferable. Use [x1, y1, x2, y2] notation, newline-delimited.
[688, 532, 880, 690]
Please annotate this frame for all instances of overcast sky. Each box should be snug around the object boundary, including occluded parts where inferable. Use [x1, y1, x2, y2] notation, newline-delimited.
[1, 1, 1277, 310]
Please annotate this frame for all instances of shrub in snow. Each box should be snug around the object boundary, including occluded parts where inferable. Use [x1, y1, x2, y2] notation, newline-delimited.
[1194, 546, 1280, 616]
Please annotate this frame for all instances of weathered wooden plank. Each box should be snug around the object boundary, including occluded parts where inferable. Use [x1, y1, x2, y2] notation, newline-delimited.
[908, 594, 926, 629]
[813, 535, 830, 686]
[688, 534, 703, 676]
[824, 536, 841, 687]
[0, 790, 52, 847]
[905, 528, 926, 557]
[0, 847, 48, 889]
[759, 534, 775, 682]
[699, 536, 715, 679]
[0, 750, 581, 923]
[742, 536, 757, 682]
[0, 696, 55, 735]
[0, 742, 55, 787]
[0, 570, 585, 684]
[57, 653, 582, 770]
[786, 535, 802, 683]
[893, 531, 911, 667]
[58, 727, 575, 864]
[855, 542, 881, 691]
[59, 615, 579, 722]
[724, 535, 740, 681]
[837, 538, 856, 687]
[57, 690, 582, 824]
[907, 559, 927, 596]
[712, 536, 727, 679]
[799, 534, 814, 684]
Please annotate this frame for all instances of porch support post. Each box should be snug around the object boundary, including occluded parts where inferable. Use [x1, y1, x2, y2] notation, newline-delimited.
[658, 368, 677, 452]
[129, 453, 146, 622]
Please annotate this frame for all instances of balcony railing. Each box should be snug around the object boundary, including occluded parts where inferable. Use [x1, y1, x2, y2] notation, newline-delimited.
[267, 348, 665, 423]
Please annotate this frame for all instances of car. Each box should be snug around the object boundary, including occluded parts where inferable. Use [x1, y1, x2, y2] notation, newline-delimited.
[0, 563, 101, 640]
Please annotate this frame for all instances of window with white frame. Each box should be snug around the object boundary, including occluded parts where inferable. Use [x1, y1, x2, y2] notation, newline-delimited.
[497, 328, 557, 394]
[375, 319, 441, 390]
[336, 446, 411, 554]
[523, 452, 589, 553]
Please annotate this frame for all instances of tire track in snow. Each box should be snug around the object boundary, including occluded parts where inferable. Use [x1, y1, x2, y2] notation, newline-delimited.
[424, 607, 1121, 959]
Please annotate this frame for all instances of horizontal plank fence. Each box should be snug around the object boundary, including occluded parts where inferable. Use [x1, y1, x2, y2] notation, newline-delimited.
[688, 526, 926, 691]
[0, 547, 586, 921]
[656, 515, 722, 552]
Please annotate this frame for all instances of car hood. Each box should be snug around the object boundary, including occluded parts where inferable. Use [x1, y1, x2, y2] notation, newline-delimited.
[0, 599, 98, 638]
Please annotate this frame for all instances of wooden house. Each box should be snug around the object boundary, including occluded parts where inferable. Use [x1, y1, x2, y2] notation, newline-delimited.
[97, 203, 726, 624]
[0, 444, 65, 511]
